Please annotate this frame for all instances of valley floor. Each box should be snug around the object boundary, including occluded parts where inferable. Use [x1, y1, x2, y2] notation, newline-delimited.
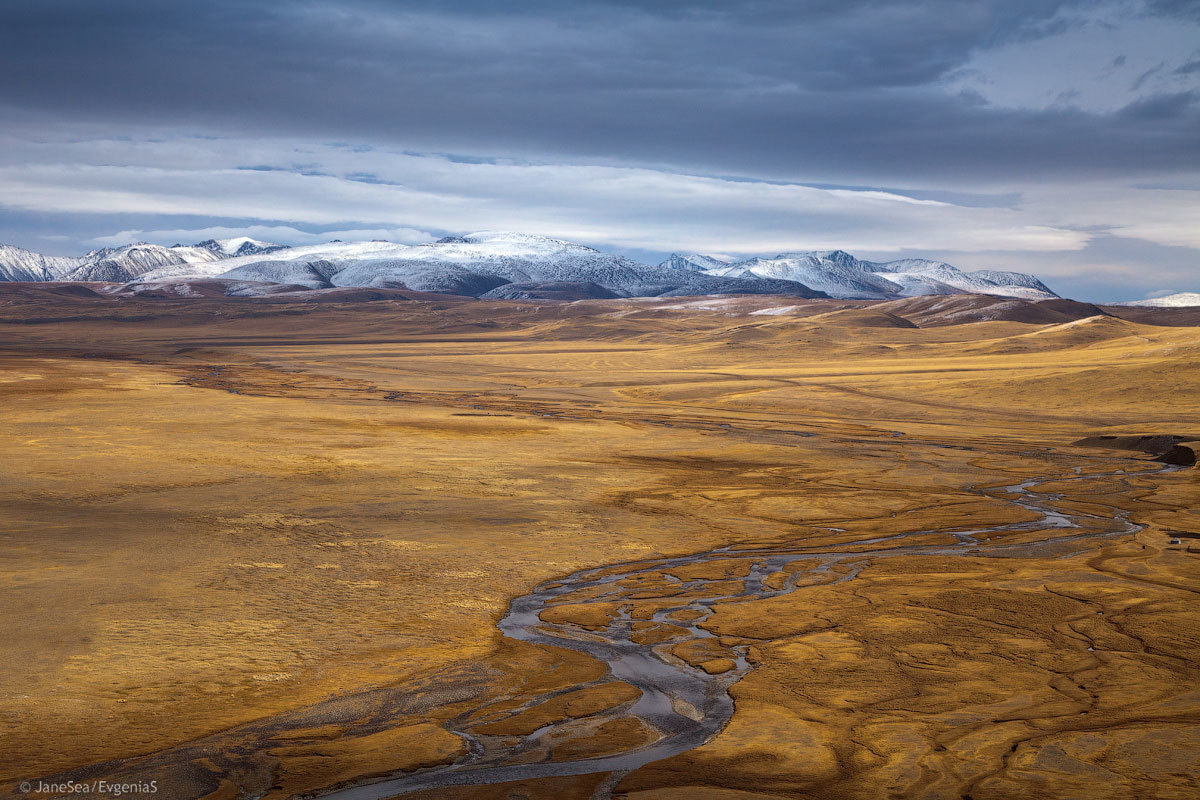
[1, 293, 1198, 799]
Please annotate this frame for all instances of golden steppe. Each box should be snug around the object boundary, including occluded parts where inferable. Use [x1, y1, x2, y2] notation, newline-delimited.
[1, 290, 1198, 800]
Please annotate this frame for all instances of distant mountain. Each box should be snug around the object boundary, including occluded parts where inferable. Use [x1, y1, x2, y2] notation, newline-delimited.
[191, 237, 288, 258]
[218, 259, 341, 290]
[685, 250, 1057, 300]
[658, 253, 735, 272]
[704, 250, 904, 299]
[6, 239, 289, 283]
[862, 258, 1056, 299]
[0, 244, 81, 281]
[63, 243, 214, 282]
[1114, 292, 1200, 308]
[957, 268, 1056, 299]
[134, 231, 828, 299]
[0, 232, 1055, 302]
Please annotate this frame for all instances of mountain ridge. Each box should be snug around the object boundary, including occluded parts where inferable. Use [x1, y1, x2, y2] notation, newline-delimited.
[0, 232, 1057, 301]
[669, 249, 1057, 300]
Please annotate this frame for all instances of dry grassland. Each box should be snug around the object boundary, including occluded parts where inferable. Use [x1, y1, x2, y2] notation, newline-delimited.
[1, 294, 1197, 799]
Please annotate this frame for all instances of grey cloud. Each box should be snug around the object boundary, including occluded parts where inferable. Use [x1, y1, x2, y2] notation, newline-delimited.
[1116, 89, 1196, 119]
[1130, 62, 1165, 90]
[1146, 0, 1200, 20]
[1, 0, 1196, 189]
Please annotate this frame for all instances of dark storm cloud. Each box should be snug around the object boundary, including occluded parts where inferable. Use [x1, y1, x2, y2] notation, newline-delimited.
[0, 0, 1196, 186]
[1146, 0, 1200, 20]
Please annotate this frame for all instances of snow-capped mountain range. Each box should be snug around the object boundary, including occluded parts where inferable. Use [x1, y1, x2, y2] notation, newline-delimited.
[0, 232, 1061, 301]
[0, 238, 284, 283]
[697, 250, 1056, 300]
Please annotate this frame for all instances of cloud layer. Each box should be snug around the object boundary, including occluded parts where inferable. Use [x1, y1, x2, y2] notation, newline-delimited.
[0, 134, 1100, 253]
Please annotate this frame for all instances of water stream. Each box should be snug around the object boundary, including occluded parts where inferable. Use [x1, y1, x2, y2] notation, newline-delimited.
[317, 461, 1173, 799]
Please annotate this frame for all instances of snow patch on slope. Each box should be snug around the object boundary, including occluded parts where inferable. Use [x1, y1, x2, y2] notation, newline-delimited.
[750, 305, 803, 316]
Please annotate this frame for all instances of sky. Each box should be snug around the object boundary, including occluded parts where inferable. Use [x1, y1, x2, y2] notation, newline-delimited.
[0, 0, 1197, 301]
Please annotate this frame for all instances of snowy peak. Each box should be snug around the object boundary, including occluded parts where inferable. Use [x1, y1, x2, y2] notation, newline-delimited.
[193, 237, 287, 257]
[0, 244, 83, 281]
[655, 249, 1056, 301]
[65, 243, 210, 282]
[865, 258, 964, 279]
[793, 250, 860, 269]
[53, 239, 286, 282]
[1115, 292, 1200, 308]
[967, 269, 1056, 297]
[863, 258, 1057, 300]
[657, 253, 735, 272]
[700, 251, 904, 300]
